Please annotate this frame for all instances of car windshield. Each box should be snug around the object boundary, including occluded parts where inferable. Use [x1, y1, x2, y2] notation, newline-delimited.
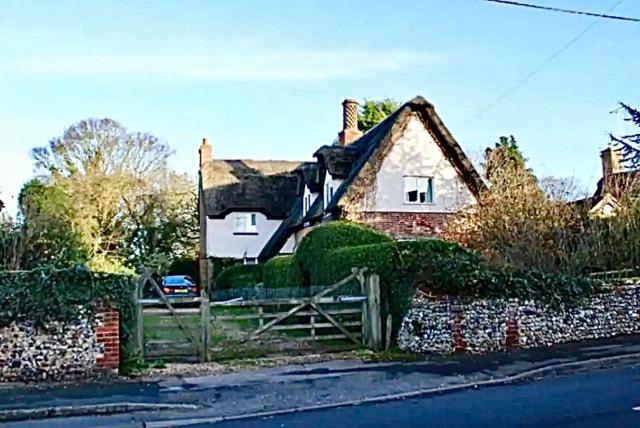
[164, 276, 188, 285]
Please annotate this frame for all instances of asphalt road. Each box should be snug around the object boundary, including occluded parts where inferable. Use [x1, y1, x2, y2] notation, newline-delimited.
[2, 363, 640, 427]
[200, 364, 640, 428]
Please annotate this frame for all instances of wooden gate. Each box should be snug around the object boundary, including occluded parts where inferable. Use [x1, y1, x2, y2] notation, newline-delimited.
[134, 268, 382, 362]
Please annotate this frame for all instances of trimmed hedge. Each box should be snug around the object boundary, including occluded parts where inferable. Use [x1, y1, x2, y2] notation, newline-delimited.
[313, 239, 475, 338]
[294, 221, 392, 286]
[215, 264, 264, 290]
[312, 238, 599, 341]
[0, 266, 137, 363]
[263, 256, 304, 289]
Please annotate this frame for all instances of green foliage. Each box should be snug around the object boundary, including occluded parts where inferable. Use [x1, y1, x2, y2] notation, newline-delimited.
[483, 135, 534, 184]
[460, 268, 600, 305]
[358, 99, 400, 133]
[1, 179, 86, 271]
[263, 255, 304, 289]
[167, 257, 198, 280]
[314, 238, 598, 340]
[215, 264, 264, 290]
[0, 266, 137, 363]
[312, 239, 473, 338]
[212, 257, 241, 280]
[27, 118, 198, 274]
[294, 221, 392, 286]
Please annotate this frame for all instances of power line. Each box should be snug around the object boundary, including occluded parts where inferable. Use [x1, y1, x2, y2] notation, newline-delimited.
[470, 0, 625, 122]
[485, 0, 640, 23]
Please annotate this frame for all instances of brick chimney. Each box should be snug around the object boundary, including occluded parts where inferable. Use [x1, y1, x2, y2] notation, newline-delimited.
[199, 137, 212, 168]
[338, 99, 363, 146]
[600, 147, 622, 178]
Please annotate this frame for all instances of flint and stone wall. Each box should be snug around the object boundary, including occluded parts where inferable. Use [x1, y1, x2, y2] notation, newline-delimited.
[398, 285, 640, 355]
[0, 308, 119, 382]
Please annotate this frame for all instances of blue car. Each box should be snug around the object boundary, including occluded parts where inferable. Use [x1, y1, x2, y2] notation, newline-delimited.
[161, 275, 199, 298]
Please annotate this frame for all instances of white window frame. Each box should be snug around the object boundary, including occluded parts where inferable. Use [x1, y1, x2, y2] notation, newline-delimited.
[403, 176, 435, 205]
[325, 181, 334, 207]
[234, 212, 258, 234]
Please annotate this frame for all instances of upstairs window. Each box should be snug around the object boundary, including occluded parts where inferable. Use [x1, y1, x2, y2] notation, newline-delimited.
[234, 212, 257, 234]
[404, 176, 434, 204]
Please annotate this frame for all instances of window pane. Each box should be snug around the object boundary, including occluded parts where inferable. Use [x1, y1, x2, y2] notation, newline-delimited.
[404, 176, 418, 202]
[426, 178, 434, 203]
[417, 177, 434, 204]
[250, 213, 257, 226]
[235, 214, 246, 231]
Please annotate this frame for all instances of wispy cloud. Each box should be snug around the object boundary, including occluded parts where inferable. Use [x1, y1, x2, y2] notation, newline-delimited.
[9, 50, 438, 81]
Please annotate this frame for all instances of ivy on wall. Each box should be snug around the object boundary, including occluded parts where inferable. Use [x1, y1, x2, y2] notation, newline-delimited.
[0, 266, 137, 362]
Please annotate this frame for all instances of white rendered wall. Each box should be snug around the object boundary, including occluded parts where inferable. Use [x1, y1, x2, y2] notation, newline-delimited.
[206, 212, 283, 259]
[367, 114, 476, 213]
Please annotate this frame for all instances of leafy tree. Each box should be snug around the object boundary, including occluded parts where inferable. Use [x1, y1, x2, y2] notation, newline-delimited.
[358, 98, 400, 133]
[123, 172, 198, 274]
[483, 135, 531, 183]
[31, 118, 196, 273]
[610, 103, 640, 169]
[0, 180, 86, 270]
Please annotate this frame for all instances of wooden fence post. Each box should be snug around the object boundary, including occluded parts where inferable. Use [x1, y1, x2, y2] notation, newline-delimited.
[365, 274, 382, 351]
[200, 291, 210, 363]
[135, 276, 145, 360]
[357, 269, 368, 346]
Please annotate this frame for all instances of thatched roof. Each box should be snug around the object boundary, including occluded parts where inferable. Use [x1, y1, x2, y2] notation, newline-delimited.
[200, 159, 307, 219]
[259, 95, 485, 260]
[325, 95, 486, 213]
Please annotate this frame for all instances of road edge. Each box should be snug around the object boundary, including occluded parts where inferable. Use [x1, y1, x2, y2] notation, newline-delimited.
[144, 352, 640, 427]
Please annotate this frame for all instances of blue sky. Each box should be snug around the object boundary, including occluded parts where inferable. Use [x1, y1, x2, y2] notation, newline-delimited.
[1, 0, 639, 214]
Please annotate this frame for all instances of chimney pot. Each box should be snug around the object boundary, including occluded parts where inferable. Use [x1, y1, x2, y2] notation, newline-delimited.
[600, 147, 622, 178]
[338, 99, 363, 145]
[199, 137, 212, 168]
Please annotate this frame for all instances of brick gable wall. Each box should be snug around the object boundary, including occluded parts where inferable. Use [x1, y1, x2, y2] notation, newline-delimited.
[360, 211, 452, 238]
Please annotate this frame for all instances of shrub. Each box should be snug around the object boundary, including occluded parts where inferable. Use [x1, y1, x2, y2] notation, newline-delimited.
[211, 257, 241, 279]
[460, 268, 600, 304]
[294, 221, 392, 285]
[263, 256, 304, 289]
[215, 264, 263, 290]
[313, 239, 477, 340]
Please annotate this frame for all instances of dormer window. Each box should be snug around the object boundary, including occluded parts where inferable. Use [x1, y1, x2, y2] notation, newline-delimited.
[404, 176, 434, 204]
[234, 212, 257, 234]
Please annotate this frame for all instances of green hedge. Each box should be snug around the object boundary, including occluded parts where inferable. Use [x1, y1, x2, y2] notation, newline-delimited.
[294, 221, 392, 286]
[263, 256, 304, 289]
[313, 239, 474, 337]
[313, 238, 599, 341]
[215, 264, 264, 290]
[0, 266, 137, 363]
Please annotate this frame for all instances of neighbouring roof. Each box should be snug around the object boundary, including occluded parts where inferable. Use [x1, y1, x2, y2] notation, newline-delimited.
[200, 159, 308, 219]
[258, 95, 485, 261]
[573, 170, 640, 212]
[594, 171, 640, 200]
